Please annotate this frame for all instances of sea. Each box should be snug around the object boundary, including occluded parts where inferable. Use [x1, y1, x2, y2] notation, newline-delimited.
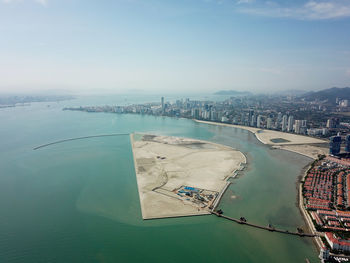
[0, 94, 319, 262]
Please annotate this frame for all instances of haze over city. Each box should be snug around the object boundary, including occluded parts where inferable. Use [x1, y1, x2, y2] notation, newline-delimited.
[1, 0, 350, 94]
[3, 1, 350, 263]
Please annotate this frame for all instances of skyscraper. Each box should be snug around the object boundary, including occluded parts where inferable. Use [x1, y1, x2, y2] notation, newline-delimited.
[295, 120, 302, 134]
[327, 118, 335, 129]
[282, 115, 288, 132]
[287, 115, 294, 132]
[250, 114, 257, 127]
[257, 115, 263, 128]
[346, 135, 350, 153]
[329, 136, 342, 155]
[161, 97, 164, 110]
[266, 117, 273, 129]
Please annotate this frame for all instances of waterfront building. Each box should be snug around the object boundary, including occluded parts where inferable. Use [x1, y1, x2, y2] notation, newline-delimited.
[307, 128, 325, 136]
[266, 117, 273, 129]
[287, 115, 294, 132]
[217, 111, 223, 121]
[191, 108, 200, 119]
[295, 120, 302, 134]
[319, 247, 330, 261]
[240, 112, 245, 125]
[325, 232, 350, 252]
[221, 116, 229, 123]
[248, 109, 254, 125]
[282, 115, 288, 131]
[250, 114, 257, 127]
[346, 135, 350, 153]
[257, 115, 263, 128]
[277, 112, 282, 123]
[300, 120, 307, 134]
[161, 97, 164, 111]
[329, 136, 342, 155]
[210, 110, 218, 121]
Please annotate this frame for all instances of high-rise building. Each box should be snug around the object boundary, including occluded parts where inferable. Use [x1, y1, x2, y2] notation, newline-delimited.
[191, 108, 200, 119]
[341, 100, 349, 107]
[282, 115, 288, 132]
[266, 117, 273, 129]
[221, 116, 229, 123]
[241, 112, 245, 125]
[329, 136, 342, 155]
[295, 120, 302, 134]
[210, 110, 217, 121]
[277, 112, 282, 123]
[327, 118, 335, 129]
[250, 114, 257, 127]
[300, 120, 307, 134]
[161, 97, 164, 110]
[257, 115, 263, 128]
[287, 115, 294, 132]
[346, 135, 350, 153]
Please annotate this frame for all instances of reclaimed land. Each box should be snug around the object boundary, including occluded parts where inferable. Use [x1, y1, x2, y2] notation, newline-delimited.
[195, 120, 328, 160]
[131, 133, 246, 219]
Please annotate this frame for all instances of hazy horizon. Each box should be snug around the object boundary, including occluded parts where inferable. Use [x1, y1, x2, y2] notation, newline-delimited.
[1, 0, 350, 94]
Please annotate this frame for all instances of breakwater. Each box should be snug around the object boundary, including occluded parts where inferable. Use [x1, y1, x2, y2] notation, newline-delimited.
[33, 133, 130, 150]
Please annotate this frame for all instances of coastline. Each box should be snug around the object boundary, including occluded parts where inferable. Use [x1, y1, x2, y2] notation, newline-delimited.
[194, 119, 328, 160]
[195, 118, 326, 254]
[298, 162, 324, 253]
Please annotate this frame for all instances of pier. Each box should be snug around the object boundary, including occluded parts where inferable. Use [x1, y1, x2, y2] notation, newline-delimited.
[212, 211, 317, 237]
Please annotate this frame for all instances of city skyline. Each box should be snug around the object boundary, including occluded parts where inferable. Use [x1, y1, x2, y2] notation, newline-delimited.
[0, 0, 350, 94]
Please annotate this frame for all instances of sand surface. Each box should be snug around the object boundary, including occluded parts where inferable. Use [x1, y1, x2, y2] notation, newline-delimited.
[131, 134, 246, 219]
[273, 144, 328, 159]
[195, 120, 328, 159]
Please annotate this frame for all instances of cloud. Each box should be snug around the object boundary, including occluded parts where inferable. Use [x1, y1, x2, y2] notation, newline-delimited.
[236, 0, 254, 4]
[237, 0, 350, 20]
[347, 69, 350, 76]
[34, 0, 47, 6]
[260, 67, 281, 75]
[2, 0, 47, 6]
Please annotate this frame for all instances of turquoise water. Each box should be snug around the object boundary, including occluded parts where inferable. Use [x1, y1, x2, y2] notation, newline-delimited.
[0, 96, 319, 262]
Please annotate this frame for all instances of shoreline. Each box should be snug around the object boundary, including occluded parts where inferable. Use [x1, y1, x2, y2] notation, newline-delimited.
[194, 119, 328, 160]
[298, 162, 324, 254]
[195, 119, 325, 254]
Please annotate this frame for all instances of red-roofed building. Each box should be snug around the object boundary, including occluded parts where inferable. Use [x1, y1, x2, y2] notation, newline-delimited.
[325, 232, 350, 252]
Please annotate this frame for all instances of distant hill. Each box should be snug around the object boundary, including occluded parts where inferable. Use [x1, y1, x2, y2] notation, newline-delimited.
[274, 89, 308, 96]
[214, 90, 252, 96]
[300, 87, 350, 103]
[0, 95, 75, 105]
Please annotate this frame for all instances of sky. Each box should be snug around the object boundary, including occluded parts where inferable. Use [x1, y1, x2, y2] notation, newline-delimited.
[0, 0, 350, 94]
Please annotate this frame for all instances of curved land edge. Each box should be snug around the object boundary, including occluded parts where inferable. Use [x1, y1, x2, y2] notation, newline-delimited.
[195, 119, 327, 250]
[130, 133, 246, 220]
[33, 133, 129, 150]
[194, 119, 328, 160]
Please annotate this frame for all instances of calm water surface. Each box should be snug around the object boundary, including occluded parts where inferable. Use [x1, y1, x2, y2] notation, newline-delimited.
[0, 96, 319, 262]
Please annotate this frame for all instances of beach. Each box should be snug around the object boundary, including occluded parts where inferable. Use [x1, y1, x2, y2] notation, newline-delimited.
[195, 120, 328, 159]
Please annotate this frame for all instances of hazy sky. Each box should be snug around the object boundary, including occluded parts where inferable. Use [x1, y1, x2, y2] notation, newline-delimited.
[1, 0, 350, 94]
